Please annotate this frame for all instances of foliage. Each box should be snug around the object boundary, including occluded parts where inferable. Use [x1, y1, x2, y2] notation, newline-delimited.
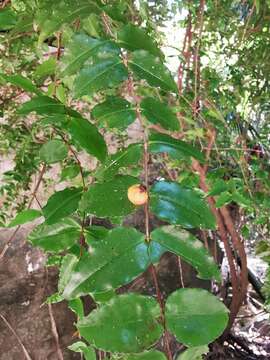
[0, 0, 270, 359]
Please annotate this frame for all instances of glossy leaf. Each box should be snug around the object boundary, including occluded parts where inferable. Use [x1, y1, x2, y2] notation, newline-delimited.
[74, 58, 128, 98]
[62, 227, 152, 298]
[121, 350, 167, 360]
[150, 181, 216, 229]
[36, 0, 101, 44]
[39, 139, 68, 164]
[8, 209, 42, 227]
[177, 346, 209, 360]
[68, 341, 96, 360]
[18, 96, 80, 117]
[61, 33, 120, 77]
[118, 24, 162, 57]
[165, 289, 229, 346]
[28, 218, 81, 252]
[68, 298, 84, 320]
[43, 187, 83, 225]
[141, 97, 179, 131]
[77, 293, 163, 353]
[92, 97, 136, 129]
[149, 133, 205, 163]
[80, 176, 138, 217]
[58, 254, 78, 293]
[96, 144, 142, 180]
[129, 50, 177, 93]
[150, 226, 221, 281]
[0, 74, 41, 95]
[64, 117, 107, 163]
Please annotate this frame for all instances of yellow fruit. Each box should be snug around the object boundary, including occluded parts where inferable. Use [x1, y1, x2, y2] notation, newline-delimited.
[127, 184, 148, 206]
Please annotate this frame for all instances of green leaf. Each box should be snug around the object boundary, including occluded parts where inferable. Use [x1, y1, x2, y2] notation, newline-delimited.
[45, 293, 64, 304]
[10, 15, 33, 35]
[117, 24, 162, 58]
[64, 116, 107, 162]
[149, 133, 205, 163]
[39, 139, 68, 164]
[79, 176, 138, 217]
[165, 289, 229, 346]
[176, 346, 209, 360]
[8, 209, 42, 227]
[96, 144, 142, 180]
[0, 74, 41, 95]
[43, 187, 83, 225]
[74, 57, 128, 98]
[129, 50, 177, 93]
[141, 97, 179, 131]
[77, 293, 163, 353]
[121, 350, 167, 360]
[0, 8, 17, 30]
[85, 225, 109, 243]
[207, 180, 228, 196]
[18, 96, 80, 117]
[68, 341, 96, 360]
[215, 192, 232, 208]
[58, 254, 78, 293]
[150, 181, 216, 229]
[69, 298, 84, 320]
[28, 218, 81, 252]
[60, 33, 120, 77]
[92, 97, 136, 129]
[62, 227, 152, 299]
[34, 57, 57, 79]
[36, 0, 101, 44]
[150, 226, 221, 281]
[60, 164, 80, 181]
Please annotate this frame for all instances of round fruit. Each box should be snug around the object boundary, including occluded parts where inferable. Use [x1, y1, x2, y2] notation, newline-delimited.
[127, 184, 148, 206]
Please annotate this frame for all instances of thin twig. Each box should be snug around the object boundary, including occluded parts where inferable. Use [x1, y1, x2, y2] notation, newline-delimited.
[0, 313, 32, 360]
[177, 257, 185, 288]
[48, 303, 64, 360]
[0, 163, 46, 260]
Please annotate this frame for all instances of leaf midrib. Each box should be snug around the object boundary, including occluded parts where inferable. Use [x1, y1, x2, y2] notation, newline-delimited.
[44, 190, 82, 223]
[77, 59, 124, 95]
[62, 40, 113, 76]
[129, 60, 175, 92]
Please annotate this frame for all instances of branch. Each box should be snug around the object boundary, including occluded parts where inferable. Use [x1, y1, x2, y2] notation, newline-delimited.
[48, 303, 64, 360]
[0, 313, 32, 360]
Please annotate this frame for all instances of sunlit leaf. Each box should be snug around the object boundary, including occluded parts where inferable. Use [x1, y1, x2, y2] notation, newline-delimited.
[68, 341, 96, 360]
[28, 218, 80, 252]
[8, 209, 42, 227]
[150, 226, 221, 281]
[118, 24, 162, 57]
[62, 227, 151, 298]
[73, 58, 128, 98]
[150, 181, 216, 229]
[61, 33, 120, 77]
